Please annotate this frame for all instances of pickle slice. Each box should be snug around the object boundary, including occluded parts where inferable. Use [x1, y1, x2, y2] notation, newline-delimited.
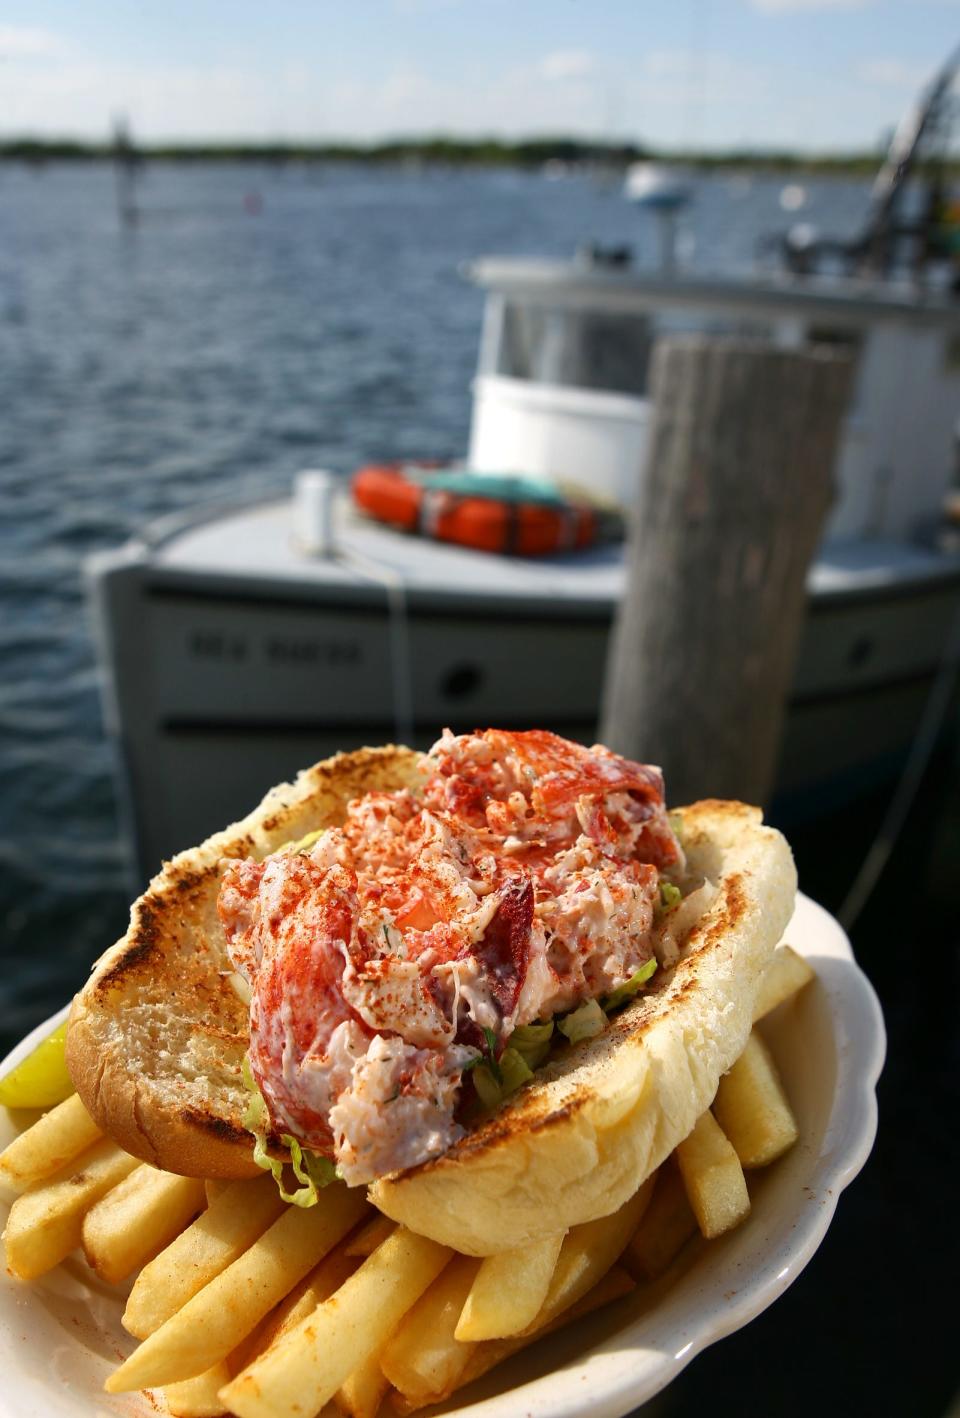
[0, 1019, 72, 1109]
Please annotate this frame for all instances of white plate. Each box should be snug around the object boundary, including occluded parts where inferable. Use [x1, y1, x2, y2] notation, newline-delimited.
[0, 892, 884, 1418]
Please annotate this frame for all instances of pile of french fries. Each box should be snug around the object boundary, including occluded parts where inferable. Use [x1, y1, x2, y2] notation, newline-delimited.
[0, 946, 814, 1418]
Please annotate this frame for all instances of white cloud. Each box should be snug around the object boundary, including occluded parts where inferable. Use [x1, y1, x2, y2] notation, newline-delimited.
[0, 25, 63, 59]
[538, 50, 596, 82]
[751, 0, 871, 12]
[856, 57, 932, 88]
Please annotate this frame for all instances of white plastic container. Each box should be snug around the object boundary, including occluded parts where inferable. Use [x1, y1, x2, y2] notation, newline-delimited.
[468, 374, 650, 508]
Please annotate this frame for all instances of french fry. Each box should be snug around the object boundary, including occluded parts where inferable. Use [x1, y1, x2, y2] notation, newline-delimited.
[106, 1183, 369, 1391]
[753, 945, 814, 1022]
[0, 1092, 102, 1194]
[219, 1226, 452, 1418]
[713, 1030, 799, 1168]
[336, 1348, 391, 1418]
[82, 1165, 206, 1284]
[675, 1110, 750, 1239]
[123, 1174, 287, 1339]
[2, 1139, 138, 1280]
[381, 1254, 481, 1402]
[455, 1231, 565, 1341]
[624, 1159, 698, 1281]
[423, 1264, 637, 1409]
[231, 1244, 359, 1374]
[205, 1179, 231, 1207]
[343, 1211, 396, 1258]
[525, 1173, 654, 1333]
[389, 1391, 421, 1417]
[165, 1362, 231, 1417]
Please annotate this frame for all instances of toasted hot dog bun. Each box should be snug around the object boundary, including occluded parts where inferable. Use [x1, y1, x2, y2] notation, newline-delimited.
[67, 748, 795, 1248]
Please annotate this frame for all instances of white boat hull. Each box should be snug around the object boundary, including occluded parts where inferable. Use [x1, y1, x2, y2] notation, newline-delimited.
[89, 500, 960, 881]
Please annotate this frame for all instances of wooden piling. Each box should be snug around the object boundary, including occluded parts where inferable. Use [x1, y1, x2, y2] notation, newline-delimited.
[600, 336, 854, 807]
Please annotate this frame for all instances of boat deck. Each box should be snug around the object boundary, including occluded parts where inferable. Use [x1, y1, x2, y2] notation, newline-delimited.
[149, 496, 960, 612]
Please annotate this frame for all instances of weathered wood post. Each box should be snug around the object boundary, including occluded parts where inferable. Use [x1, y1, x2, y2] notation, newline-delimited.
[600, 336, 854, 806]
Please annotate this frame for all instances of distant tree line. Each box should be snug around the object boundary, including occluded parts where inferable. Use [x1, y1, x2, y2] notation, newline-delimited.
[0, 134, 914, 175]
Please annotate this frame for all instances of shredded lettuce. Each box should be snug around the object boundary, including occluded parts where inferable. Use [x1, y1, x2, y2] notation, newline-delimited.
[472, 1063, 503, 1112]
[285, 1135, 339, 1200]
[557, 998, 607, 1044]
[241, 1056, 339, 1206]
[508, 1021, 554, 1070]
[471, 1046, 533, 1112]
[602, 957, 658, 1012]
[659, 881, 682, 912]
[499, 1047, 533, 1094]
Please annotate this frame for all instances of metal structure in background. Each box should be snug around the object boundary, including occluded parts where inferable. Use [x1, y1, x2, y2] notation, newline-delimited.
[768, 44, 960, 279]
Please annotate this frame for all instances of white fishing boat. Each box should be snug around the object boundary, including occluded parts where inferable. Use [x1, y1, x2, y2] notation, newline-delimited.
[89, 54, 960, 882]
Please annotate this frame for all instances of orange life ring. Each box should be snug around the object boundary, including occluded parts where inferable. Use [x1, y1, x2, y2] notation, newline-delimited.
[351, 463, 600, 557]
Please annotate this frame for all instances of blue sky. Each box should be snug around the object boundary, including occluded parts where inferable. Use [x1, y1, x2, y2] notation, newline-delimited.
[1, 0, 958, 151]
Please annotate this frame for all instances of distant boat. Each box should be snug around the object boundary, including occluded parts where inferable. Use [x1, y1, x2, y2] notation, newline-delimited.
[623, 162, 691, 211]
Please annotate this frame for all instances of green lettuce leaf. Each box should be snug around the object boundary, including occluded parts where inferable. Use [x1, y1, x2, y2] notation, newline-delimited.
[659, 881, 682, 912]
[241, 1056, 339, 1206]
[557, 998, 607, 1044]
[472, 1063, 503, 1112]
[508, 1021, 554, 1070]
[471, 1046, 533, 1113]
[602, 957, 658, 1012]
[499, 1047, 534, 1094]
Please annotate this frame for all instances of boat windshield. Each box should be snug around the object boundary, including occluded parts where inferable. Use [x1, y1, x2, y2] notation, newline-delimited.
[490, 301, 654, 397]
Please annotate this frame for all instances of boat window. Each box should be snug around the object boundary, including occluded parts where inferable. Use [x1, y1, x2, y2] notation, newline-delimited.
[655, 312, 776, 342]
[496, 301, 654, 397]
[806, 325, 862, 355]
